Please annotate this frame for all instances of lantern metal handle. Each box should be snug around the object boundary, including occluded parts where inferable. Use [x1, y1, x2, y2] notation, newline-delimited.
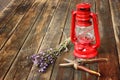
[71, 11, 77, 43]
[90, 13, 100, 49]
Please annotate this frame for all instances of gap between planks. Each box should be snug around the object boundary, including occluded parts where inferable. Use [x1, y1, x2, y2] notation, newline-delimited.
[27, 0, 71, 80]
[0, 0, 35, 51]
[3, 1, 58, 80]
[109, 0, 120, 66]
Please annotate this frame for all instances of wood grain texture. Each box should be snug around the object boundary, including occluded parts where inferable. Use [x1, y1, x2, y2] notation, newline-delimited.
[4, 0, 61, 80]
[0, 0, 11, 12]
[0, 0, 34, 50]
[3, 0, 48, 80]
[0, 0, 38, 79]
[0, 0, 14, 18]
[96, 0, 120, 80]
[0, 0, 24, 25]
[50, 0, 77, 80]
[27, 0, 71, 80]
[109, 0, 120, 66]
[0, 0, 120, 80]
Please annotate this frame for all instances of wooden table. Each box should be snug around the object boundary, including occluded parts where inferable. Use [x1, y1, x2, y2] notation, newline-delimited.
[0, 0, 120, 80]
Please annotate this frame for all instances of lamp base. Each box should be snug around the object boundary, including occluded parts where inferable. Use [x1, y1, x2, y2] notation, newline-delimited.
[73, 47, 98, 59]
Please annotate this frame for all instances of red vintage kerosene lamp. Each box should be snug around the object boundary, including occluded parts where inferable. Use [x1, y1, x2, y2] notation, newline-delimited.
[71, 3, 100, 59]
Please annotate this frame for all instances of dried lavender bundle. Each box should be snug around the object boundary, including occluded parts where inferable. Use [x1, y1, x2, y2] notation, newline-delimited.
[30, 38, 71, 72]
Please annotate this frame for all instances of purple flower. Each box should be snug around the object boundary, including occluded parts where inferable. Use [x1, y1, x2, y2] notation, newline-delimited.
[39, 68, 45, 72]
[30, 43, 69, 72]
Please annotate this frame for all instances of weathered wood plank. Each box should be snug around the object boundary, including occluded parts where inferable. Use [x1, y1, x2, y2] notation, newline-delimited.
[0, 0, 24, 24]
[0, 0, 11, 12]
[96, 0, 120, 80]
[50, 0, 77, 80]
[0, 0, 119, 80]
[0, 0, 34, 50]
[4, 0, 60, 80]
[109, 0, 120, 66]
[0, 0, 47, 79]
[27, 0, 71, 79]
